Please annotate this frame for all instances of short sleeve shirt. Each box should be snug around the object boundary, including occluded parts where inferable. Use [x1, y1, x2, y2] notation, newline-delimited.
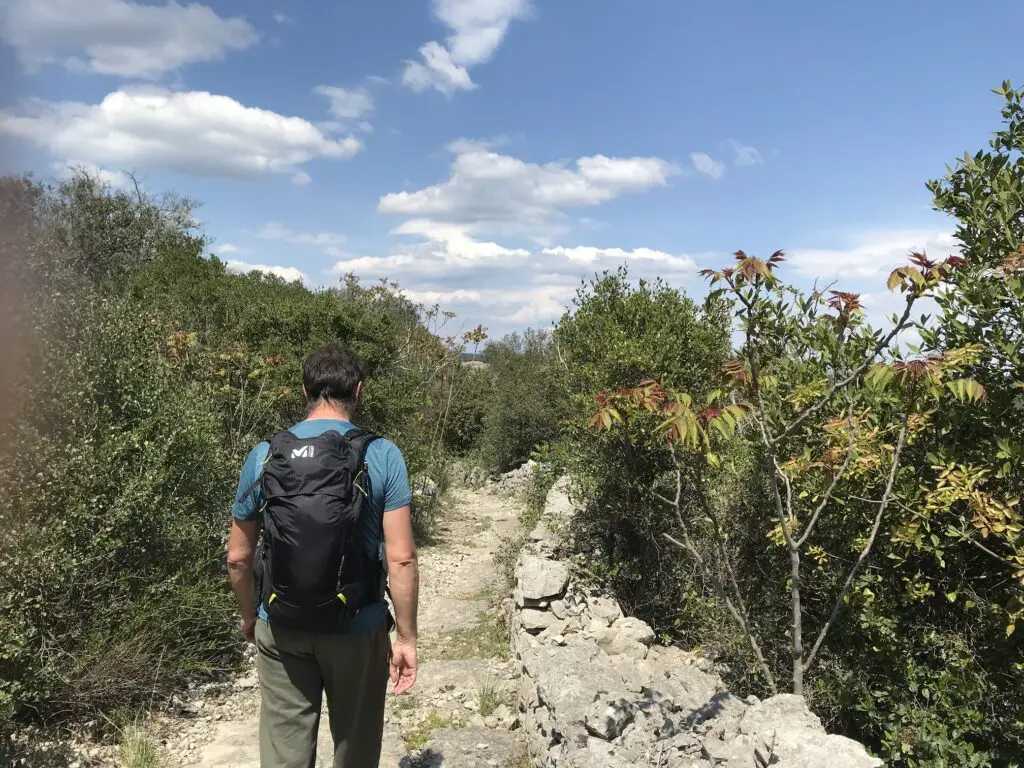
[231, 418, 411, 633]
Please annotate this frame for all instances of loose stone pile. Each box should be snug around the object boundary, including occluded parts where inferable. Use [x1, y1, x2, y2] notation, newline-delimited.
[507, 478, 883, 768]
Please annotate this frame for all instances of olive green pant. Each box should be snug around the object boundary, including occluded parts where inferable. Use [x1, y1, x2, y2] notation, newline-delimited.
[255, 619, 390, 768]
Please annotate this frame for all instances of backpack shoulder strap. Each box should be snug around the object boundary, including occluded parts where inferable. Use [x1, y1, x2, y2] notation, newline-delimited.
[236, 433, 288, 504]
[343, 428, 380, 462]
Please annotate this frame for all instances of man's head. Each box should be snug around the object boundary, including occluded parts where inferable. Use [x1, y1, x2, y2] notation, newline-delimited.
[303, 344, 363, 414]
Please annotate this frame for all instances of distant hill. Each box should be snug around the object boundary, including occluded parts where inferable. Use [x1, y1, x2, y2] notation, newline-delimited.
[460, 351, 485, 362]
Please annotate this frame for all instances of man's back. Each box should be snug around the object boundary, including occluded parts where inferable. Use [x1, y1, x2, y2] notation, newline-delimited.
[232, 417, 411, 634]
[225, 343, 419, 768]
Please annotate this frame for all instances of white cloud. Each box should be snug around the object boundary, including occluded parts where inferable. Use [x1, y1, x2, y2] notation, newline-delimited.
[272, 13, 292, 25]
[401, 283, 576, 323]
[445, 136, 510, 154]
[216, 243, 244, 254]
[729, 140, 763, 167]
[226, 259, 307, 284]
[541, 245, 697, 271]
[256, 222, 347, 248]
[0, 0, 258, 79]
[691, 152, 725, 180]
[291, 171, 312, 186]
[379, 145, 678, 235]
[0, 88, 361, 181]
[402, 0, 530, 95]
[315, 85, 374, 121]
[788, 230, 958, 280]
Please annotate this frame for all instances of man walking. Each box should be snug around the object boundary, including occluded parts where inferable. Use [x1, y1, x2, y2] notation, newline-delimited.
[226, 344, 419, 768]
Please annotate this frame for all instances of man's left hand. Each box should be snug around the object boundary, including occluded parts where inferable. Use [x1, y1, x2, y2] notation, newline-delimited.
[240, 615, 257, 644]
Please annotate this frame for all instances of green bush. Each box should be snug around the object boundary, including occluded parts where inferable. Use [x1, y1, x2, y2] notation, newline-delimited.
[553, 269, 731, 630]
[443, 365, 495, 457]
[0, 173, 469, 728]
[478, 330, 563, 473]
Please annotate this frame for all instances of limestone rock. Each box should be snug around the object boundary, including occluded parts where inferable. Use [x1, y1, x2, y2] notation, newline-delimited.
[518, 555, 569, 602]
[610, 616, 656, 646]
[530, 644, 637, 740]
[584, 698, 636, 740]
[586, 596, 624, 626]
[595, 631, 649, 660]
[543, 475, 578, 522]
[550, 599, 568, 620]
[522, 608, 556, 634]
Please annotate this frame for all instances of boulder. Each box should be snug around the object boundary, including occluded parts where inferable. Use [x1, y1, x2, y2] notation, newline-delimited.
[595, 631, 649, 661]
[522, 608, 557, 634]
[543, 475, 578, 522]
[529, 643, 638, 742]
[586, 597, 624, 626]
[734, 695, 884, 768]
[518, 555, 569, 602]
[609, 617, 656, 646]
[584, 698, 636, 740]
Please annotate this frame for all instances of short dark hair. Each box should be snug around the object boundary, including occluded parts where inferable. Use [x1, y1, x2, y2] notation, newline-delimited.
[303, 344, 363, 410]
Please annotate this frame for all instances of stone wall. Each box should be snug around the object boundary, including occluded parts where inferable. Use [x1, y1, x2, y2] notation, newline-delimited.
[506, 477, 883, 768]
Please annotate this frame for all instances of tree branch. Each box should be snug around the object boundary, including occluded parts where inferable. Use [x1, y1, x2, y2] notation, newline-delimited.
[803, 419, 908, 675]
[797, 392, 857, 547]
[773, 293, 917, 445]
[659, 455, 778, 693]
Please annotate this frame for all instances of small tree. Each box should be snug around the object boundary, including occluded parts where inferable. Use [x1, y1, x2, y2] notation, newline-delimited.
[591, 250, 1002, 695]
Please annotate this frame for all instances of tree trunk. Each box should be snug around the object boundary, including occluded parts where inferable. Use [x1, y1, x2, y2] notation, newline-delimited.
[790, 545, 804, 695]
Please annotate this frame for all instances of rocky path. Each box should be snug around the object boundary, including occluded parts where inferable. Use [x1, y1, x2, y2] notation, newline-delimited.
[159, 487, 530, 768]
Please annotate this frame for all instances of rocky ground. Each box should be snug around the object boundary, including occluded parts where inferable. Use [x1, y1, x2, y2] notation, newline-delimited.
[158, 486, 531, 768]
[16, 486, 532, 768]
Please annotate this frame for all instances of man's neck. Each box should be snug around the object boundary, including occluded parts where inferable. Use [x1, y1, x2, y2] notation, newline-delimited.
[305, 402, 353, 423]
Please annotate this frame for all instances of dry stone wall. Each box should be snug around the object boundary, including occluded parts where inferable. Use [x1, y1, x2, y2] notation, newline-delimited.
[506, 477, 883, 768]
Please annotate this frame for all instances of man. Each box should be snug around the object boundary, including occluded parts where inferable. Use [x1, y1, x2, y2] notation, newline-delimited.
[226, 343, 419, 768]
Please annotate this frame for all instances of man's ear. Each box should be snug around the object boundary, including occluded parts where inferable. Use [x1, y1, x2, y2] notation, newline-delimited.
[302, 385, 309, 400]
[355, 381, 363, 404]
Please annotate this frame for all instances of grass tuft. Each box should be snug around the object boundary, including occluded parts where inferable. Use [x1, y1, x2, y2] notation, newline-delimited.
[476, 675, 505, 717]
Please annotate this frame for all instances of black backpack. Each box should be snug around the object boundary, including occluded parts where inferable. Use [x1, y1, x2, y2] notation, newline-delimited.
[247, 428, 382, 632]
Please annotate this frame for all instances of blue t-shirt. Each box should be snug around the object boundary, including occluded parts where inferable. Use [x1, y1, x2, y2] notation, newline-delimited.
[231, 418, 411, 634]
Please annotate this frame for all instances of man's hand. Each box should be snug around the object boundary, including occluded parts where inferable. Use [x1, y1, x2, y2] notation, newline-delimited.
[227, 518, 261, 642]
[240, 615, 257, 644]
[390, 637, 417, 696]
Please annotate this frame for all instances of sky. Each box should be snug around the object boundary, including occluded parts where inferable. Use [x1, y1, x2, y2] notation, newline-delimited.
[1, 0, 1021, 341]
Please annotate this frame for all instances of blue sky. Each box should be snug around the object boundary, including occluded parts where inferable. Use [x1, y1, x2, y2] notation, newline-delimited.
[1, 0, 1021, 339]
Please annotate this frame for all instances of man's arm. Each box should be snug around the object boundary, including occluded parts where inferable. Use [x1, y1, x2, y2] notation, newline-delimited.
[384, 504, 418, 695]
[227, 518, 261, 642]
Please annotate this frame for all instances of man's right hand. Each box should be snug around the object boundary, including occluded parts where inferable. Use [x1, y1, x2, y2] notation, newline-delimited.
[390, 637, 418, 696]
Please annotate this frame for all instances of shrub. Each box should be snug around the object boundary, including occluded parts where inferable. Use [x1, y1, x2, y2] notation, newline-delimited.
[553, 269, 731, 629]
[0, 173, 470, 729]
[477, 330, 563, 473]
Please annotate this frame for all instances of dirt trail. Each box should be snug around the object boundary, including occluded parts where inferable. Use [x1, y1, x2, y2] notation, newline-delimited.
[161, 487, 530, 768]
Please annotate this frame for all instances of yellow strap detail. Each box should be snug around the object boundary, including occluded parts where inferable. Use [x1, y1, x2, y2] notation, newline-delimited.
[337, 593, 348, 604]
[268, 593, 277, 605]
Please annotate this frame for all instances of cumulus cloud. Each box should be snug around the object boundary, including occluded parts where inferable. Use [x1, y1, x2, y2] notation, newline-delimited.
[691, 152, 725, 180]
[226, 259, 307, 284]
[256, 222, 347, 248]
[788, 230, 958, 281]
[0, 88, 361, 181]
[216, 243, 245, 254]
[0, 0, 258, 79]
[402, 0, 530, 95]
[729, 140, 763, 167]
[315, 85, 374, 121]
[379, 144, 678, 235]
[541, 245, 696, 270]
